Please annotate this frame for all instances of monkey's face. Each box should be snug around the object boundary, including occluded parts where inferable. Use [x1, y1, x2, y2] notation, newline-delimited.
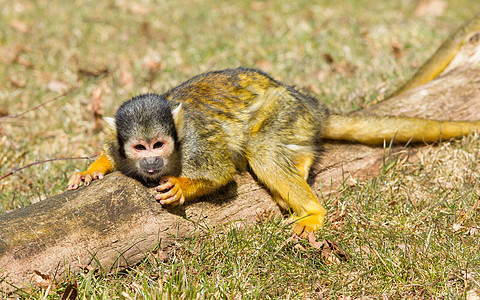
[122, 135, 177, 182]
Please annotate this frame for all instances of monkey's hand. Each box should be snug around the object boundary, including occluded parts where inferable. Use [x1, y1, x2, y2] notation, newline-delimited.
[67, 170, 105, 190]
[289, 213, 326, 237]
[67, 152, 113, 190]
[155, 176, 186, 206]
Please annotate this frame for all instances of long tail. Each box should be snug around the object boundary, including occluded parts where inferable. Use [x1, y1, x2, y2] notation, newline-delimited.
[323, 114, 480, 145]
[391, 12, 480, 97]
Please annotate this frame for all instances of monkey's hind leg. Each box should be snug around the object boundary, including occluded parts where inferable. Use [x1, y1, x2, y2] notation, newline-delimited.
[247, 150, 326, 236]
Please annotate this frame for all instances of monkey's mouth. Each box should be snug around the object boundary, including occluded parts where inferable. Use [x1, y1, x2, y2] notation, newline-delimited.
[138, 156, 164, 177]
[142, 168, 162, 176]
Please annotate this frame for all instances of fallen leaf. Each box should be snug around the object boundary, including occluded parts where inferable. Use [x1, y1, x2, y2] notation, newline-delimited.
[255, 208, 277, 224]
[254, 60, 273, 72]
[452, 223, 462, 232]
[9, 75, 25, 88]
[294, 243, 306, 251]
[120, 69, 134, 88]
[16, 55, 33, 67]
[143, 52, 162, 72]
[129, 3, 151, 15]
[91, 86, 104, 132]
[47, 80, 69, 93]
[331, 61, 356, 77]
[31, 270, 53, 290]
[78, 66, 109, 78]
[391, 39, 404, 59]
[10, 20, 29, 33]
[329, 207, 347, 230]
[313, 238, 350, 264]
[354, 245, 371, 257]
[307, 232, 324, 249]
[61, 282, 78, 300]
[467, 289, 480, 300]
[251, 2, 268, 10]
[415, 0, 447, 17]
[0, 107, 9, 117]
[467, 227, 479, 236]
[140, 21, 151, 37]
[277, 234, 298, 251]
[322, 53, 334, 64]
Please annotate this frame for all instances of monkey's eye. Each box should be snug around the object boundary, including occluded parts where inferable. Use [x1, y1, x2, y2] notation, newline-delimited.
[153, 142, 164, 149]
[134, 144, 147, 151]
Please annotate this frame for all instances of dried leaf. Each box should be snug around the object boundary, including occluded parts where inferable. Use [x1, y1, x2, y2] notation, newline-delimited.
[140, 21, 152, 37]
[16, 55, 33, 67]
[294, 243, 306, 251]
[9, 75, 25, 88]
[31, 270, 53, 290]
[157, 250, 169, 261]
[467, 227, 479, 236]
[322, 53, 334, 64]
[307, 232, 324, 249]
[91, 86, 104, 132]
[467, 289, 480, 300]
[452, 223, 462, 232]
[0, 107, 9, 117]
[10, 20, 29, 33]
[120, 69, 134, 88]
[278, 234, 298, 251]
[78, 66, 109, 78]
[255, 208, 277, 224]
[251, 2, 268, 10]
[61, 283, 78, 300]
[47, 80, 69, 93]
[415, 0, 447, 17]
[329, 207, 347, 226]
[254, 60, 273, 73]
[391, 40, 404, 59]
[354, 245, 371, 257]
[312, 238, 350, 264]
[129, 3, 151, 15]
[397, 243, 407, 252]
[143, 52, 162, 72]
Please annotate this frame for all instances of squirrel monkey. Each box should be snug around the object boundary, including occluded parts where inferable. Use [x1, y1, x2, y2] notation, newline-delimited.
[67, 68, 480, 236]
[67, 14, 480, 236]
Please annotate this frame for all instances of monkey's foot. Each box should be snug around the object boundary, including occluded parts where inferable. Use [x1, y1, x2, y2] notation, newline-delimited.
[288, 213, 325, 237]
[155, 176, 185, 206]
[67, 171, 104, 190]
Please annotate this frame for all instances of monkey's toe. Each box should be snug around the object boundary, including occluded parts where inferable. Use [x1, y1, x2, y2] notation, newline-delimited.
[289, 213, 325, 237]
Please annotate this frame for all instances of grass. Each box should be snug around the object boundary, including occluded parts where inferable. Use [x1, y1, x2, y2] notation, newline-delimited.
[1, 0, 480, 298]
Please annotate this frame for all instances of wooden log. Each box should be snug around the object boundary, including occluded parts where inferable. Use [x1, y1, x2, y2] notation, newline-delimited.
[2, 30, 480, 294]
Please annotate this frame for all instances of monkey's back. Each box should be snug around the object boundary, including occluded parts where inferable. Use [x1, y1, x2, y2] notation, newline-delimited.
[163, 68, 328, 177]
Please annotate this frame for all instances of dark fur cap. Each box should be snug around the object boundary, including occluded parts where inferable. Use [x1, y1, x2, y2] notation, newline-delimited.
[115, 94, 178, 149]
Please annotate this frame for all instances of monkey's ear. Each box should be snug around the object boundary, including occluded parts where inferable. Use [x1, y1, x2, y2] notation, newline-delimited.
[171, 103, 184, 129]
[103, 117, 116, 132]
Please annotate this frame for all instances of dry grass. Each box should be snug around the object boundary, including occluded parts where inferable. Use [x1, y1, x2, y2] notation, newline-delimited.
[1, 0, 480, 298]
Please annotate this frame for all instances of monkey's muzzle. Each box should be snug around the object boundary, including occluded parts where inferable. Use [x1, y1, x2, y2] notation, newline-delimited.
[139, 156, 164, 174]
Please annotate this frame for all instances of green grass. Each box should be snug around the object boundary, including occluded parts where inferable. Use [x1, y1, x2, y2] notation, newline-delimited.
[1, 0, 480, 298]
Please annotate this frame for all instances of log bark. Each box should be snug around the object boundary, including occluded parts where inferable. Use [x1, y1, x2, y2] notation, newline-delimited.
[2, 32, 480, 294]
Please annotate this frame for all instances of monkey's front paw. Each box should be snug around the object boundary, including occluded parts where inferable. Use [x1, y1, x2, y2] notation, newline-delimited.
[67, 171, 104, 190]
[289, 213, 325, 237]
[155, 176, 185, 206]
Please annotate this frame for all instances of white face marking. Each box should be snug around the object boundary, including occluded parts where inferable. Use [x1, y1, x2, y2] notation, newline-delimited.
[124, 135, 175, 159]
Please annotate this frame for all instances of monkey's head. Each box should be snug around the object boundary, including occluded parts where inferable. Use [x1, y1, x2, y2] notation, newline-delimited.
[108, 93, 182, 183]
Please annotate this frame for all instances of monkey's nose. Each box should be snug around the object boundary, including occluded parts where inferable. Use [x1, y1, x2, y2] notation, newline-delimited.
[139, 156, 164, 173]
